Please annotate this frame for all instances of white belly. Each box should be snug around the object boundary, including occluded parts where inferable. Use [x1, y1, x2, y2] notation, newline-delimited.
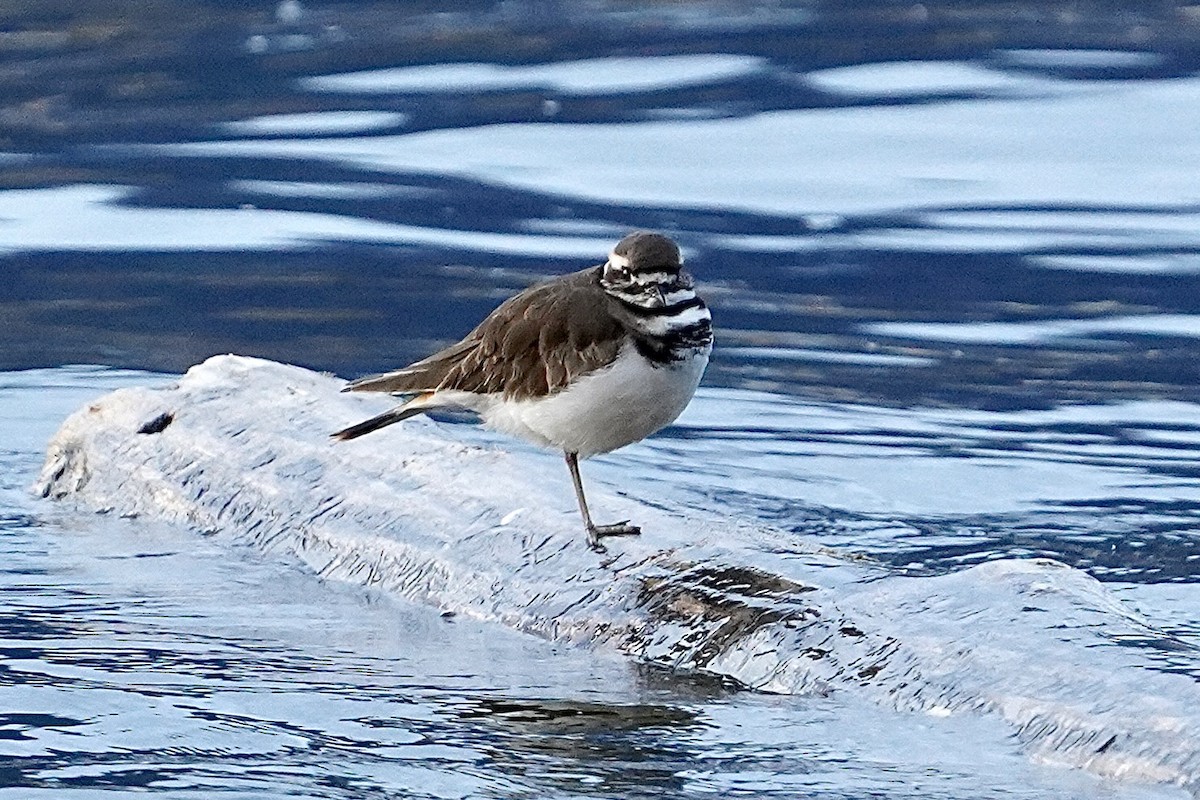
[470, 343, 709, 458]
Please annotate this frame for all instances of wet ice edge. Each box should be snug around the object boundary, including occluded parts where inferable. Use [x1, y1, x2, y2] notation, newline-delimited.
[34, 355, 1200, 793]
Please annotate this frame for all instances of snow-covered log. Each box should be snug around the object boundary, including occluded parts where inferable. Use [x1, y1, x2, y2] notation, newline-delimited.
[36, 355, 1200, 791]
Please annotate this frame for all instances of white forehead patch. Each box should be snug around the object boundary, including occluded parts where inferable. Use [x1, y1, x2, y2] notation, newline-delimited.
[607, 252, 631, 270]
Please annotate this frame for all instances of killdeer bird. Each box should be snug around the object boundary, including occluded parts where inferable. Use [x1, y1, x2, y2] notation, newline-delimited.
[333, 232, 712, 550]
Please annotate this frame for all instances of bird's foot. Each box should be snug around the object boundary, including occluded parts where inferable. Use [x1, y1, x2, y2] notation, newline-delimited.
[586, 521, 641, 552]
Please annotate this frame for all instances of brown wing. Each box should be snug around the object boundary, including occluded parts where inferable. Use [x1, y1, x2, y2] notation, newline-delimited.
[344, 267, 626, 400]
[441, 267, 626, 399]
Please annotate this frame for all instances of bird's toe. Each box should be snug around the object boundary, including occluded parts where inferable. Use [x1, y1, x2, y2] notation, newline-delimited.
[593, 522, 641, 538]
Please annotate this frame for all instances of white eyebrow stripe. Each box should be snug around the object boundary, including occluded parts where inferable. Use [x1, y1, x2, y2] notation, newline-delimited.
[608, 286, 696, 309]
[631, 270, 676, 285]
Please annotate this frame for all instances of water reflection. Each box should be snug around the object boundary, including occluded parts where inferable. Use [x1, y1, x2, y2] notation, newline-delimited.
[451, 698, 699, 796]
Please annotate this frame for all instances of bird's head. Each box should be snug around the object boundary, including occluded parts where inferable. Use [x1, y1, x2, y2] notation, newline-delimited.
[600, 231, 691, 308]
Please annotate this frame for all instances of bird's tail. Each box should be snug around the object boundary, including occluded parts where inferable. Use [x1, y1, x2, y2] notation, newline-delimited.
[331, 393, 433, 441]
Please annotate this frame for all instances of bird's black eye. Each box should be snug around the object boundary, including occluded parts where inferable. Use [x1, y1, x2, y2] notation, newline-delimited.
[606, 262, 631, 281]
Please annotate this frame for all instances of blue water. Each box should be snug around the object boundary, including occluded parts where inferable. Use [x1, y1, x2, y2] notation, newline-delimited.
[3, 1, 1200, 797]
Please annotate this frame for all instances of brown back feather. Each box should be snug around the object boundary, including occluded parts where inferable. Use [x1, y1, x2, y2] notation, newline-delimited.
[344, 267, 627, 400]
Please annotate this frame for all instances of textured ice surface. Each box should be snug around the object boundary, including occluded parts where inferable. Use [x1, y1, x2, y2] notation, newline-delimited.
[36, 356, 1200, 792]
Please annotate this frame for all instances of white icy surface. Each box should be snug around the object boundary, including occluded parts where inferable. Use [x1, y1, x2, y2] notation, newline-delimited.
[168, 70, 1200, 216]
[994, 49, 1165, 69]
[34, 355, 1200, 793]
[806, 60, 1063, 98]
[4, 66, 1189, 263]
[0, 185, 616, 255]
[223, 110, 408, 136]
[298, 55, 767, 95]
[865, 315, 1200, 346]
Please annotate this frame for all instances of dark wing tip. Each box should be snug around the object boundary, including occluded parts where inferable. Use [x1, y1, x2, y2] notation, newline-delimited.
[330, 420, 370, 440]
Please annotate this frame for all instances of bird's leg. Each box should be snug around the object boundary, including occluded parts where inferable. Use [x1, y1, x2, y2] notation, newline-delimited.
[564, 452, 640, 550]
